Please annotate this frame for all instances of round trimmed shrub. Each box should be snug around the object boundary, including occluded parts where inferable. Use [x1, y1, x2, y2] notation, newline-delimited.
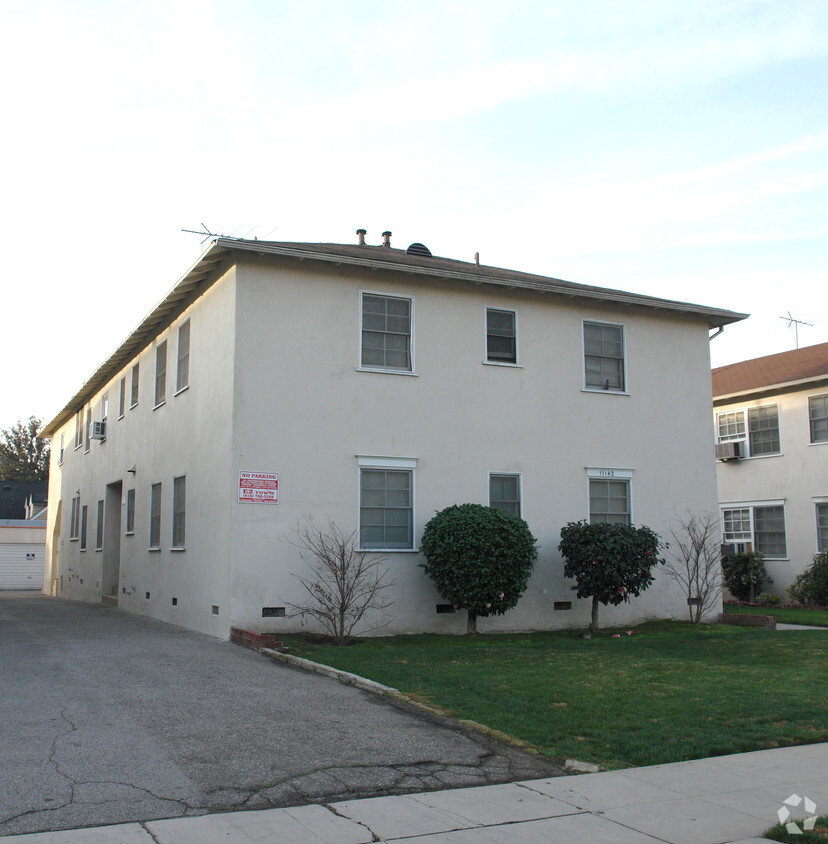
[420, 503, 537, 633]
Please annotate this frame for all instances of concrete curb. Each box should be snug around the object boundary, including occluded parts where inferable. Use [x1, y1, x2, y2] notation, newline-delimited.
[261, 647, 586, 765]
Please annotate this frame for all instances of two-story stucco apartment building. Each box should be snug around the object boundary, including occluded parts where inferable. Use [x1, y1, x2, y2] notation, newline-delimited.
[713, 342, 828, 598]
[41, 234, 746, 638]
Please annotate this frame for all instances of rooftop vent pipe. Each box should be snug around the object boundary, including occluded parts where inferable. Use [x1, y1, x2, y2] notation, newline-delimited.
[382, 231, 392, 248]
[356, 228, 366, 246]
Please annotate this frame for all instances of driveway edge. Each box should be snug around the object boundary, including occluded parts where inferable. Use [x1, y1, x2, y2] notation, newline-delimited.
[261, 647, 542, 756]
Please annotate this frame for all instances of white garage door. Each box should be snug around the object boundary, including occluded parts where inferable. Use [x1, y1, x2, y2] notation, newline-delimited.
[0, 544, 44, 590]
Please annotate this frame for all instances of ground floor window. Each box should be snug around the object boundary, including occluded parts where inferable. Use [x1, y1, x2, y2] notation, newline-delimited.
[95, 500, 104, 551]
[80, 505, 88, 551]
[722, 503, 787, 558]
[172, 476, 186, 547]
[588, 476, 631, 524]
[817, 503, 828, 552]
[358, 456, 415, 549]
[150, 483, 162, 549]
[489, 473, 521, 516]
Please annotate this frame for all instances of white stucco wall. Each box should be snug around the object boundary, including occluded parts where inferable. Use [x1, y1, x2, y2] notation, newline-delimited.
[225, 255, 721, 636]
[46, 250, 727, 639]
[715, 385, 828, 597]
[45, 267, 238, 636]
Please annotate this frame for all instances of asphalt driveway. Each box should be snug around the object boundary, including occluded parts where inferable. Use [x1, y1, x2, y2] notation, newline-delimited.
[0, 594, 562, 836]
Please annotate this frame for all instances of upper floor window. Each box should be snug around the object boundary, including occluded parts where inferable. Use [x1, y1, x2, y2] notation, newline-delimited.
[84, 407, 91, 452]
[583, 321, 625, 392]
[489, 473, 521, 516]
[154, 341, 167, 407]
[176, 320, 190, 393]
[74, 410, 83, 449]
[716, 405, 780, 457]
[485, 309, 517, 365]
[131, 363, 139, 408]
[361, 293, 412, 372]
[59, 433, 65, 465]
[810, 395, 828, 443]
[101, 392, 109, 424]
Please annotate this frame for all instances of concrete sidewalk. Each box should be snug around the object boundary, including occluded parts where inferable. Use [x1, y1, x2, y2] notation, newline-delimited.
[7, 743, 826, 843]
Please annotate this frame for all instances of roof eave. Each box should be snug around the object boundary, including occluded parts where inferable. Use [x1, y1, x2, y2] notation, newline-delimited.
[713, 373, 828, 405]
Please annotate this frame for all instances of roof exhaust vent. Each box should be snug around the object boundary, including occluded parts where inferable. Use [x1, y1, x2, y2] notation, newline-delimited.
[406, 242, 432, 257]
[356, 228, 367, 246]
[381, 230, 392, 248]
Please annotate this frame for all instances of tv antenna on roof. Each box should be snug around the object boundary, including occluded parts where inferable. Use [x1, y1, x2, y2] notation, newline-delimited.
[779, 311, 813, 349]
[181, 222, 223, 244]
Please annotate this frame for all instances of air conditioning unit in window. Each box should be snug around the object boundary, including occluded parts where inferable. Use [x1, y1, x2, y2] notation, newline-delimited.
[715, 441, 743, 461]
[89, 421, 106, 440]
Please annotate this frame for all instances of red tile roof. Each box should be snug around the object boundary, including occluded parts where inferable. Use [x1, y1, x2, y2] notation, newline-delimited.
[712, 341, 828, 398]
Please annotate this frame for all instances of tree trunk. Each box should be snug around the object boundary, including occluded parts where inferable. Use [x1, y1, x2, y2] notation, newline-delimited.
[467, 610, 478, 635]
[589, 595, 600, 634]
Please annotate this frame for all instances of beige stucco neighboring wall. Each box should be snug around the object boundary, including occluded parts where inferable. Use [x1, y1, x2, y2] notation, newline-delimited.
[716, 385, 828, 597]
[45, 267, 238, 636]
[226, 255, 720, 635]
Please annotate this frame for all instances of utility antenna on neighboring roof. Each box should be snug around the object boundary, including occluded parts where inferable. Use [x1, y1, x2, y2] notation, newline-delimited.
[181, 222, 223, 244]
[779, 311, 813, 349]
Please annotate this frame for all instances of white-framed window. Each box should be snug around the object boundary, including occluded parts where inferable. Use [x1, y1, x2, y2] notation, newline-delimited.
[95, 499, 104, 551]
[149, 482, 162, 549]
[817, 502, 828, 552]
[84, 407, 91, 453]
[172, 475, 186, 548]
[360, 292, 413, 372]
[69, 494, 80, 540]
[722, 508, 752, 543]
[74, 410, 83, 449]
[587, 468, 633, 524]
[715, 405, 781, 458]
[130, 363, 139, 408]
[489, 473, 521, 516]
[810, 395, 828, 444]
[358, 456, 416, 549]
[154, 341, 167, 408]
[721, 503, 787, 558]
[125, 488, 135, 535]
[485, 308, 518, 365]
[583, 320, 626, 392]
[80, 504, 88, 550]
[118, 377, 126, 419]
[100, 392, 108, 440]
[176, 320, 190, 394]
[59, 433, 65, 466]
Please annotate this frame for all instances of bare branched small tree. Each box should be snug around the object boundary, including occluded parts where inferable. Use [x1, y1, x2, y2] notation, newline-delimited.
[666, 511, 723, 623]
[285, 518, 395, 645]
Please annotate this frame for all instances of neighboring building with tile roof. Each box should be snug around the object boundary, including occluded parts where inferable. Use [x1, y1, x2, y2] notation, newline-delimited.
[713, 342, 828, 598]
[41, 233, 745, 637]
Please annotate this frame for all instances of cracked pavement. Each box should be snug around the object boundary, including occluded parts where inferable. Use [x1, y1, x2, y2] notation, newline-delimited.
[0, 595, 565, 836]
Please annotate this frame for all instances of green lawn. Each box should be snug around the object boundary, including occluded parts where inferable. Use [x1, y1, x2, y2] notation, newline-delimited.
[283, 622, 828, 770]
[723, 603, 828, 627]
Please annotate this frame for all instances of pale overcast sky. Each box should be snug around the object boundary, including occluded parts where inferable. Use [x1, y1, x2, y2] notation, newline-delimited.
[1, 0, 826, 432]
